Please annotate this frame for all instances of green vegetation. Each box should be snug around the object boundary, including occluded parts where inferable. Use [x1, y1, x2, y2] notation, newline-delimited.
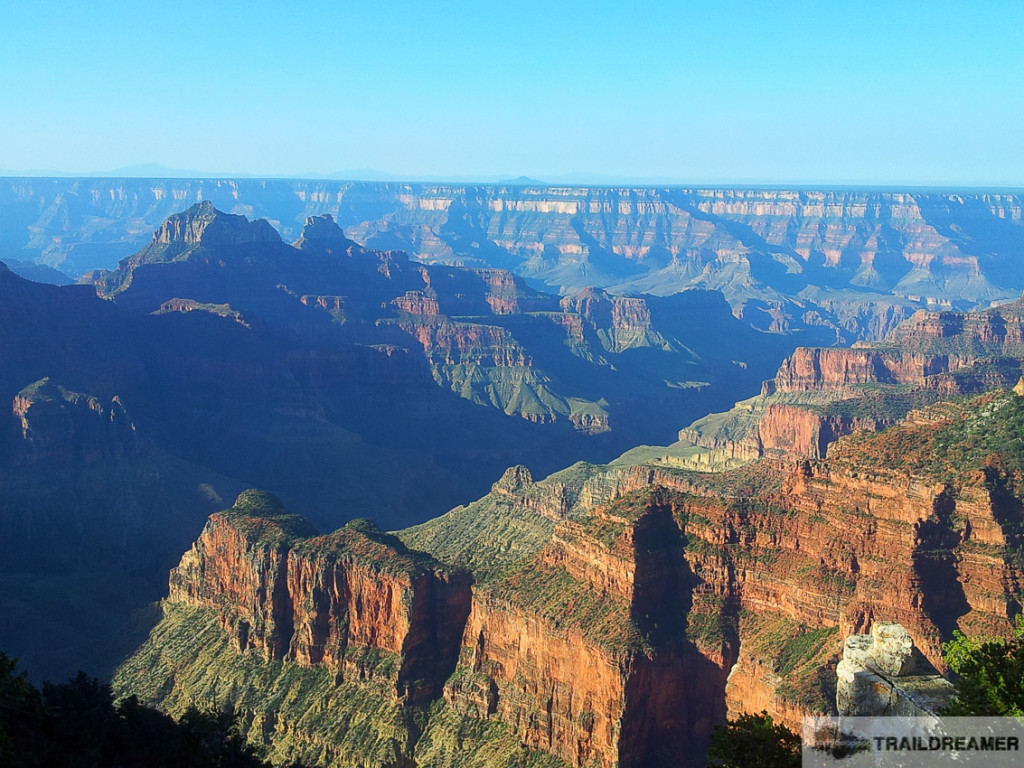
[817, 386, 941, 421]
[488, 563, 638, 655]
[609, 441, 713, 468]
[294, 518, 449, 578]
[832, 390, 1024, 493]
[744, 616, 840, 714]
[0, 651, 284, 768]
[656, 460, 787, 498]
[114, 600, 576, 767]
[152, 300, 244, 320]
[707, 711, 801, 768]
[222, 494, 451, 579]
[223, 490, 319, 546]
[398, 464, 609, 583]
[413, 700, 571, 768]
[115, 603, 415, 768]
[941, 617, 1024, 716]
[687, 607, 735, 650]
[782, 626, 839, 675]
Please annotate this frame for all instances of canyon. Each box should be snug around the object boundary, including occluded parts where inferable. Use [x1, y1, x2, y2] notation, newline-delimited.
[3, 180, 1023, 343]
[111, 274, 1024, 767]
[117, 386, 1024, 767]
[0, 202, 793, 683]
[2, 182, 1023, 764]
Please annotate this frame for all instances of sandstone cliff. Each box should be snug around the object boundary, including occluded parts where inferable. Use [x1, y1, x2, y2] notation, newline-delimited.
[119, 389, 1024, 765]
[676, 297, 1024, 467]
[167, 491, 471, 697]
[120, 490, 476, 767]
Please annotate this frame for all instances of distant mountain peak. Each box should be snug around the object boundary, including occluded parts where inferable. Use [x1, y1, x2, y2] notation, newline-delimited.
[153, 201, 281, 248]
[499, 176, 547, 186]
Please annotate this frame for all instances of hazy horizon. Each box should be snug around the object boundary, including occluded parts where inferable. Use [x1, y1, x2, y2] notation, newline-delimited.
[2, 165, 1022, 192]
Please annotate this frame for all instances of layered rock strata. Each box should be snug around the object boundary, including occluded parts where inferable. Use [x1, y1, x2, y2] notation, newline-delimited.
[442, 489, 710, 768]
[166, 491, 471, 704]
[120, 391, 1024, 765]
[678, 297, 1024, 465]
[7, 180, 1023, 344]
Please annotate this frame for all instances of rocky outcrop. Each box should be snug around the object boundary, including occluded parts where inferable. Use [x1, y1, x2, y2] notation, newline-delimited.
[771, 300, 1024, 394]
[471, 268, 541, 315]
[560, 289, 666, 353]
[292, 213, 357, 254]
[168, 491, 472, 703]
[94, 202, 284, 297]
[886, 304, 1024, 352]
[153, 298, 250, 326]
[756, 403, 890, 459]
[124, 479, 726, 767]
[151, 201, 281, 249]
[442, 490, 704, 768]
[393, 290, 441, 316]
[768, 346, 983, 394]
[396, 319, 527, 367]
[679, 298, 1024, 467]
[835, 623, 953, 717]
[11, 378, 138, 463]
[608, 397, 1023, 733]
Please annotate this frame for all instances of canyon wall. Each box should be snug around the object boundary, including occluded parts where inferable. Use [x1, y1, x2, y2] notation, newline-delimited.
[676, 298, 1024, 470]
[121, 390, 1024, 766]
[166, 490, 472, 701]
[4, 180, 1023, 342]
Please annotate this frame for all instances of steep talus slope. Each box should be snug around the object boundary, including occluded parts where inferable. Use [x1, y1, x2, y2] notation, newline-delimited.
[118, 387, 1024, 766]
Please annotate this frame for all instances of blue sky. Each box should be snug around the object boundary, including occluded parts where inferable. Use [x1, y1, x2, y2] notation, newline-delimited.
[2, 0, 1022, 185]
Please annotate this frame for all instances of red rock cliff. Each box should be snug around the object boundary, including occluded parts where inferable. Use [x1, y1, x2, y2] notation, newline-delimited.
[168, 491, 472, 702]
[445, 489, 724, 768]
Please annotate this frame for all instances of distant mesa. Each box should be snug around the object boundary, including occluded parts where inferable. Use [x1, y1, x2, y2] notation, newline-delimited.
[498, 175, 547, 186]
[153, 201, 280, 248]
[292, 213, 356, 253]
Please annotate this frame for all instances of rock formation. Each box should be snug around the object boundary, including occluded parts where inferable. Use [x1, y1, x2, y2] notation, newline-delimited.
[166, 491, 471, 701]
[676, 297, 1024, 467]
[4, 180, 1023, 343]
[836, 623, 953, 717]
[118, 386, 1024, 766]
